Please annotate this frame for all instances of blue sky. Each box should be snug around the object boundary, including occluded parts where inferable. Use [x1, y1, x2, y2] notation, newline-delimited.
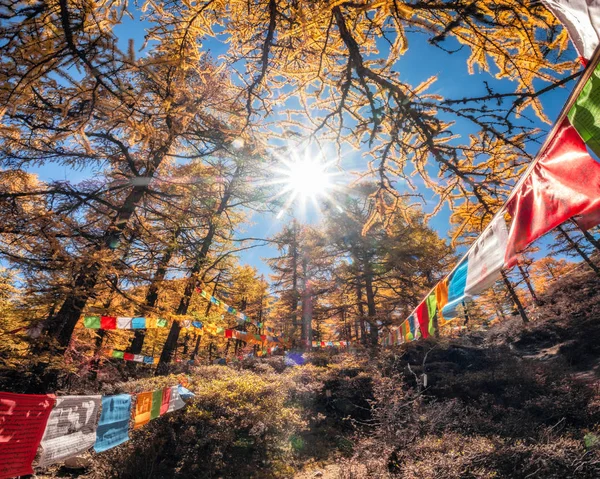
[27, 9, 579, 280]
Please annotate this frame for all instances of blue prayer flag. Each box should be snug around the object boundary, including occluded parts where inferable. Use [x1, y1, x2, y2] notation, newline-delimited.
[131, 317, 146, 329]
[94, 394, 131, 453]
[442, 259, 469, 319]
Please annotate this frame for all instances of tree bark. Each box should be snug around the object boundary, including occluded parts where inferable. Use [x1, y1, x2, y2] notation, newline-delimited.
[363, 260, 378, 346]
[572, 219, 600, 253]
[129, 230, 180, 354]
[517, 263, 541, 306]
[47, 136, 175, 351]
[501, 270, 529, 323]
[156, 167, 238, 375]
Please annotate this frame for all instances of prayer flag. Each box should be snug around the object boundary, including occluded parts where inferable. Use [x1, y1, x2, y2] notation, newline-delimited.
[123, 352, 134, 361]
[36, 395, 101, 468]
[408, 315, 417, 340]
[569, 58, 600, 157]
[225, 329, 233, 338]
[100, 316, 117, 330]
[192, 321, 203, 329]
[160, 388, 171, 416]
[426, 292, 437, 336]
[133, 392, 153, 429]
[143, 356, 154, 364]
[94, 394, 131, 453]
[132, 317, 146, 329]
[156, 318, 168, 328]
[177, 386, 195, 401]
[435, 278, 449, 324]
[133, 355, 144, 363]
[542, 0, 600, 62]
[116, 317, 133, 329]
[414, 301, 430, 339]
[150, 390, 162, 420]
[0, 392, 55, 478]
[464, 215, 509, 296]
[83, 316, 100, 329]
[112, 350, 125, 359]
[505, 118, 600, 267]
[442, 260, 468, 319]
[167, 386, 186, 413]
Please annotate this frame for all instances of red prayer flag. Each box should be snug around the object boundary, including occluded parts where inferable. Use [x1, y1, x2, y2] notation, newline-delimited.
[415, 301, 430, 339]
[0, 392, 56, 478]
[505, 118, 600, 267]
[160, 387, 171, 416]
[123, 353, 134, 361]
[225, 329, 233, 338]
[100, 316, 117, 329]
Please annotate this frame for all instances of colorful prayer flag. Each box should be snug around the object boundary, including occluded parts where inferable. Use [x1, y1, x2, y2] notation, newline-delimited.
[100, 316, 117, 330]
[0, 392, 55, 478]
[425, 292, 437, 336]
[569, 58, 600, 157]
[167, 386, 186, 413]
[442, 260, 468, 319]
[160, 388, 171, 416]
[505, 118, 600, 267]
[542, 0, 600, 62]
[36, 395, 101, 468]
[415, 301, 430, 339]
[133, 392, 153, 429]
[132, 317, 146, 329]
[464, 214, 509, 296]
[116, 317, 133, 329]
[150, 390, 162, 420]
[94, 394, 131, 453]
[112, 350, 125, 359]
[83, 315, 101, 329]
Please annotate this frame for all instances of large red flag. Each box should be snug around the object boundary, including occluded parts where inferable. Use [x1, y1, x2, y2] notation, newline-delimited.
[505, 118, 600, 267]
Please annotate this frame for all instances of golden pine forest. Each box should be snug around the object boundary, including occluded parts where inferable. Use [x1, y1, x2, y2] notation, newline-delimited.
[1, 1, 600, 478]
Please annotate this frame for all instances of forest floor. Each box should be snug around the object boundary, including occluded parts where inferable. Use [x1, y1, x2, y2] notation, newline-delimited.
[24, 266, 600, 478]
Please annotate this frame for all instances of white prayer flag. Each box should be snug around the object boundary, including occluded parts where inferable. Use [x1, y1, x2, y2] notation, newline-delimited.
[543, 0, 600, 60]
[36, 395, 101, 468]
[465, 215, 509, 297]
[133, 355, 144, 363]
[116, 317, 133, 329]
[167, 386, 186, 413]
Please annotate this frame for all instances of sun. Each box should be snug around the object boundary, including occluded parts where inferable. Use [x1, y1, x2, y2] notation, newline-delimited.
[270, 148, 340, 218]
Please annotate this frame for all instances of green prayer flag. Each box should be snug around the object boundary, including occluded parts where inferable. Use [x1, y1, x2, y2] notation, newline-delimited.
[216, 327, 225, 335]
[150, 389, 162, 419]
[426, 292, 437, 336]
[156, 318, 168, 328]
[112, 350, 124, 359]
[568, 62, 600, 157]
[84, 315, 101, 329]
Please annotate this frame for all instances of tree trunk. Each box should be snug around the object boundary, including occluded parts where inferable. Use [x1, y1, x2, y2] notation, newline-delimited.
[47, 139, 175, 351]
[557, 224, 600, 276]
[156, 168, 238, 375]
[517, 263, 541, 306]
[290, 219, 299, 340]
[501, 270, 529, 323]
[355, 281, 367, 345]
[572, 219, 600, 253]
[363, 261, 378, 346]
[129, 231, 180, 354]
[300, 256, 312, 349]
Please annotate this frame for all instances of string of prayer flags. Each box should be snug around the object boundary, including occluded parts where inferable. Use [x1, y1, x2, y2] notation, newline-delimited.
[36, 395, 101, 468]
[311, 341, 349, 348]
[94, 394, 132, 453]
[505, 118, 600, 267]
[106, 349, 158, 365]
[196, 287, 263, 329]
[0, 392, 55, 479]
[84, 315, 168, 330]
[542, 0, 600, 63]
